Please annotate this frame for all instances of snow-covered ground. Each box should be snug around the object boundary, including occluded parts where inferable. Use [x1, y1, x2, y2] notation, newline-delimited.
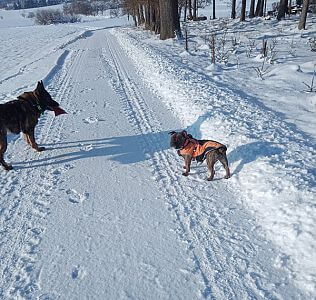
[0, 6, 315, 300]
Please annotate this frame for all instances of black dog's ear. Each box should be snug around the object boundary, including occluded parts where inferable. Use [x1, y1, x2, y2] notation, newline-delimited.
[36, 81, 45, 91]
[168, 131, 176, 135]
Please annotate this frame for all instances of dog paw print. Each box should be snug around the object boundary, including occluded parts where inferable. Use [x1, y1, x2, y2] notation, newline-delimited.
[83, 117, 99, 124]
[71, 265, 85, 280]
[79, 143, 93, 152]
[66, 189, 89, 204]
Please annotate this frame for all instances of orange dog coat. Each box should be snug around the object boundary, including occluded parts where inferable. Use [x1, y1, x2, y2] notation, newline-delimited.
[179, 139, 225, 160]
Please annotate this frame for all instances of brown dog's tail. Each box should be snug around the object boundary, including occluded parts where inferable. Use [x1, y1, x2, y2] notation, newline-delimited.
[218, 146, 227, 154]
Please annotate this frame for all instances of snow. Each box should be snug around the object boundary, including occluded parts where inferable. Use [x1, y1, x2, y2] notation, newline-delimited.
[0, 6, 315, 300]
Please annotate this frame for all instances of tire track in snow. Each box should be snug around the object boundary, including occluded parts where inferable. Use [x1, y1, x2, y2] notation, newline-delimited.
[102, 31, 301, 299]
[0, 49, 83, 299]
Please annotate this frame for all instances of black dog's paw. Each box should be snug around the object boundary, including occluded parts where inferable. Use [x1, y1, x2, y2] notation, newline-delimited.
[224, 175, 230, 179]
[182, 172, 189, 176]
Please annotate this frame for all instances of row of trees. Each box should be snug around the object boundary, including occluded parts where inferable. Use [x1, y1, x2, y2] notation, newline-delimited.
[123, 0, 312, 40]
[2, 0, 62, 10]
[123, 0, 181, 39]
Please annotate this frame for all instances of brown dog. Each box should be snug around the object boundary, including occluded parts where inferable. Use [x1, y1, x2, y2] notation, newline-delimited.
[0, 81, 66, 171]
[169, 130, 230, 181]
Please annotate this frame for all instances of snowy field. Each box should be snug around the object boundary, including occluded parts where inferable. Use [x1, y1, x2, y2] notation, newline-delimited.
[0, 5, 315, 300]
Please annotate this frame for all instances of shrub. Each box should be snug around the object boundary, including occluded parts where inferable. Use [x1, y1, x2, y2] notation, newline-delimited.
[27, 11, 35, 18]
[35, 9, 81, 25]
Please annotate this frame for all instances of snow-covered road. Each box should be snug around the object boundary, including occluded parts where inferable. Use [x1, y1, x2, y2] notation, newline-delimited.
[0, 28, 308, 299]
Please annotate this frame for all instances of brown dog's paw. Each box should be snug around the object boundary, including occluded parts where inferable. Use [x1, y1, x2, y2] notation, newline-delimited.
[182, 172, 189, 176]
[4, 164, 13, 171]
[207, 177, 214, 181]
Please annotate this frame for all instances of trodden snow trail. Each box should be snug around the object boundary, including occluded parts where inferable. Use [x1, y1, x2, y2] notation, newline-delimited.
[0, 28, 307, 299]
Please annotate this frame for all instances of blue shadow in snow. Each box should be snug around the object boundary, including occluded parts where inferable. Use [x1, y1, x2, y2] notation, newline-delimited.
[14, 130, 173, 169]
[228, 141, 283, 175]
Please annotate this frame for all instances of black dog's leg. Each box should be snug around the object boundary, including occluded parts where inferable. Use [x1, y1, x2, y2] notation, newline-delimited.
[0, 135, 13, 171]
[25, 128, 45, 152]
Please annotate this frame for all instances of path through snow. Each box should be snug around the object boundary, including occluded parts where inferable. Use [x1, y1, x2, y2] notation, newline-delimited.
[0, 28, 309, 299]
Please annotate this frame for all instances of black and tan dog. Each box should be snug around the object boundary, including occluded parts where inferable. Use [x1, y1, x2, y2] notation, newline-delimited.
[169, 130, 230, 181]
[0, 81, 66, 171]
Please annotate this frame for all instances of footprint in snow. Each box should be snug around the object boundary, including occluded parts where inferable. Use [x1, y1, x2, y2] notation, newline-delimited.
[79, 143, 93, 152]
[71, 265, 85, 280]
[66, 189, 89, 204]
[83, 117, 99, 124]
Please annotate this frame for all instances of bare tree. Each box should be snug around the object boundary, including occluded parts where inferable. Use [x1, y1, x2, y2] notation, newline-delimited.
[240, 0, 247, 20]
[159, 0, 180, 40]
[188, 0, 193, 19]
[255, 0, 264, 16]
[298, 0, 309, 29]
[277, 0, 288, 20]
[249, 0, 255, 17]
[192, 0, 197, 20]
[231, 0, 236, 18]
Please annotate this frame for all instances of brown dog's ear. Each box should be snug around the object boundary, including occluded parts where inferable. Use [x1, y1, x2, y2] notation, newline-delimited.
[168, 131, 176, 135]
[181, 130, 188, 137]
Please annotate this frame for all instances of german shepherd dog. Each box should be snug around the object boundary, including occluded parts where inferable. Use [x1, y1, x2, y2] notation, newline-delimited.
[169, 130, 230, 181]
[0, 81, 66, 171]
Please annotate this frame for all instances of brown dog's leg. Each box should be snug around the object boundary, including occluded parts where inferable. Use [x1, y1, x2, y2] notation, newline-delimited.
[219, 153, 231, 179]
[182, 155, 192, 176]
[25, 129, 45, 152]
[0, 135, 13, 171]
[206, 152, 216, 181]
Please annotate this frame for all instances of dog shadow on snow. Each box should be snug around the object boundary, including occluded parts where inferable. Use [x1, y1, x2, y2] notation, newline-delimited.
[14, 131, 174, 170]
[14, 113, 283, 172]
[14, 113, 210, 169]
[227, 141, 283, 175]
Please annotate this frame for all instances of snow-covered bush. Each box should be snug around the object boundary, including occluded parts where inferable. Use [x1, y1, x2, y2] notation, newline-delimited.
[35, 9, 81, 25]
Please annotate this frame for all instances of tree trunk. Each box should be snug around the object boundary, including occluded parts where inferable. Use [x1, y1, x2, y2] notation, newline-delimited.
[155, 4, 160, 34]
[240, 0, 247, 21]
[188, 0, 193, 19]
[255, 0, 262, 16]
[172, 0, 182, 37]
[159, 0, 175, 40]
[249, 0, 255, 17]
[184, 0, 187, 21]
[145, 0, 150, 29]
[260, 0, 265, 16]
[193, 0, 197, 20]
[298, 0, 309, 29]
[139, 4, 145, 24]
[231, 0, 236, 18]
[277, 0, 288, 20]
[288, 0, 292, 17]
